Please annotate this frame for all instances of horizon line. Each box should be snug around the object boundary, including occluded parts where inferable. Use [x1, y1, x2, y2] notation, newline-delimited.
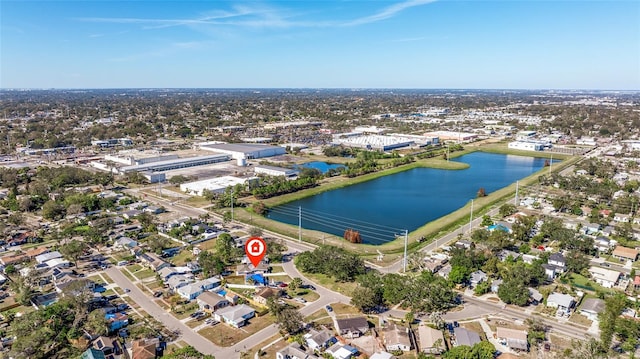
[1, 87, 639, 92]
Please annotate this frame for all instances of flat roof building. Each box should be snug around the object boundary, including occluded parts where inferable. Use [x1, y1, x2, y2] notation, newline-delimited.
[254, 165, 298, 178]
[424, 131, 478, 143]
[199, 143, 286, 160]
[180, 176, 255, 196]
[332, 134, 414, 151]
[118, 154, 230, 173]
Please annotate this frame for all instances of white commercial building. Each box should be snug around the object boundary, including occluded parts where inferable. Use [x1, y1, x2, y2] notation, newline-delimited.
[332, 134, 414, 151]
[180, 176, 256, 196]
[118, 154, 230, 173]
[508, 141, 545, 151]
[423, 131, 478, 143]
[254, 165, 298, 178]
[199, 143, 286, 160]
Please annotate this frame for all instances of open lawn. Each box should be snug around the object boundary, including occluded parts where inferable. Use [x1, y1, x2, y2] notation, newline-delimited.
[126, 264, 143, 272]
[306, 310, 334, 326]
[461, 321, 487, 341]
[287, 288, 320, 302]
[169, 249, 195, 266]
[300, 272, 359, 297]
[120, 269, 136, 282]
[101, 273, 114, 284]
[197, 239, 216, 251]
[251, 334, 286, 359]
[331, 303, 362, 317]
[199, 314, 276, 347]
[568, 313, 592, 327]
[134, 269, 157, 280]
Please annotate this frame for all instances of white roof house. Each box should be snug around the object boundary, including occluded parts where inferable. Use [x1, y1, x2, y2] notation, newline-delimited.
[214, 304, 255, 328]
[588, 266, 621, 288]
[35, 251, 62, 264]
[547, 292, 575, 313]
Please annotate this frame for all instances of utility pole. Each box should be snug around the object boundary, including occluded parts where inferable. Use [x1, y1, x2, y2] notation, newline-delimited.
[515, 180, 519, 206]
[298, 206, 302, 242]
[230, 192, 234, 221]
[403, 229, 408, 273]
[549, 153, 553, 175]
[469, 199, 474, 232]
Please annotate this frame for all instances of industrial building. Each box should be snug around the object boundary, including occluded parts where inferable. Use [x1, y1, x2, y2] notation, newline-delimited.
[180, 176, 256, 196]
[91, 138, 133, 147]
[118, 154, 230, 173]
[508, 140, 550, 151]
[423, 131, 478, 143]
[254, 165, 298, 178]
[104, 153, 179, 166]
[332, 134, 414, 151]
[199, 143, 286, 160]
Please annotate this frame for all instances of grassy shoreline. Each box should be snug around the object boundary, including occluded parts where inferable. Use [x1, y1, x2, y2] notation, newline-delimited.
[227, 144, 580, 256]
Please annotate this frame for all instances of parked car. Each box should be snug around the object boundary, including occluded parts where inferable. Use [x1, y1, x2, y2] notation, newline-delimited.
[153, 291, 163, 298]
[325, 305, 333, 312]
[294, 297, 306, 303]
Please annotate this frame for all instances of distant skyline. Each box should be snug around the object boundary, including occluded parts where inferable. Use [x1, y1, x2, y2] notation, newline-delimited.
[1, 1, 639, 90]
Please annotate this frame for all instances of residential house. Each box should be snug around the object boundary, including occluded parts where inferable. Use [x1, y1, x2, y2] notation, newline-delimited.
[602, 226, 615, 237]
[114, 236, 138, 250]
[470, 270, 488, 287]
[497, 250, 521, 262]
[276, 343, 318, 359]
[45, 257, 71, 269]
[105, 312, 128, 331]
[158, 266, 193, 282]
[80, 348, 106, 359]
[35, 251, 62, 264]
[612, 246, 638, 262]
[423, 257, 448, 273]
[92, 336, 119, 357]
[541, 264, 556, 281]
[496, 327, 528, 351]
[254, 287, 280, 306]
[548, 253, 566, 272]
[131, 338, 163, 359]
[383, 324, 412, 352]
[138, 252, 169, 271]
[24, 246, 49, 259]
[370, 353, 395, 359]
[453, 327, 481, 347]
[521, 254, 539, 264]
[326, 344, 358, 359]
[614, 213, 631, 223]
[143, 206, 164, 214]
[214, 304, 255, 328]
[122, 209, 142, 219]
[336, 317, 369, 338]
[594, 237, 615, 253]
[166, 275, 193, 290]
[55, 276, 95, 294]
[417, 325, 445, 354]
[438, 264, 452, 279]
[635, 275, 640, 290]
[197, 291, 230, 313]
[580, 298, 605, 321]
[588, 266, 621, 288]
[176, 276, 222, 300]
[455, 240, 472, 249]
[235, 261, 270, 275]
[582, 223, 601, 235]
[528, 288, 543, 304]
[304, 328, 336, 351]
[546, 292, 575, 315]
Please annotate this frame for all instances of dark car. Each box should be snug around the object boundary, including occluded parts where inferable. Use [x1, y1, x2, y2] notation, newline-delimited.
[325, 305, 333, 312]
[153, 291, 163, 298]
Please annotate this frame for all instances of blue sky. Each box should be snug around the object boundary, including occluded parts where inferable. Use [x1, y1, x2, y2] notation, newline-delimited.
[1, 0, 639, 89]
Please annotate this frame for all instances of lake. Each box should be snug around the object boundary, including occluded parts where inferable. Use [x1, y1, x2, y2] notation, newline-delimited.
[295, 161, 345, 174]
[268, 152, 549, 244]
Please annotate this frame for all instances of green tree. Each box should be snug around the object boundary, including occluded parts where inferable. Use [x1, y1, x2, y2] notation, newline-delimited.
[42, 200, 66, 220]
[599, 294, 628, 350]
[449, 265, 469, 284]
[198, 250, 225, 277]
[60, 239, 87, 268]
[164, 345, 215, 359]
[499, 203, 517, 218]
[351, 286, 383, 313]
[481, 215, 493, 227]
[215, 233, 239, 264]
[289, 277, 303, 292]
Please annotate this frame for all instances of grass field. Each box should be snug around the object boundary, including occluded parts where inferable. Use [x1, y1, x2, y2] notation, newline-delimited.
[198, 315, 275, 347]
[299, 273, 359, 297]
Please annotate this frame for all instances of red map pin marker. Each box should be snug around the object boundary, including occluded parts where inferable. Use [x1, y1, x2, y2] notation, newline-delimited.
[245, 237, 267, 268]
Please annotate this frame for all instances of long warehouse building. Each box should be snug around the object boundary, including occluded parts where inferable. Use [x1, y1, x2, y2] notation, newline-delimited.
[199, 143, 286, 160]
[118, 154, 231, 173]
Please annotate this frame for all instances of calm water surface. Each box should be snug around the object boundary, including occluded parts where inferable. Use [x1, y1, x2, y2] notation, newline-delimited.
[268, 152, 549, 244]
